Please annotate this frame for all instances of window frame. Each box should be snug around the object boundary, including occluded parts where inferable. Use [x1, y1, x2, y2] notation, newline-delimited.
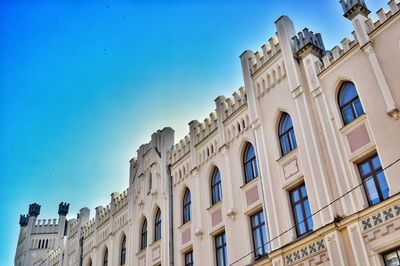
[215, 231, 228, 266]
[140, 219, 147, 250]
[184, 250, 194, 266]
[250, 210, 268, 259]
[182, 188, 192, 224]
[120, 235, 126, 265]
[289, 183, 313, 237]
[211, 168, 223, 205]
[154, 208, 162, 241]
[243, 143, 259, 183]
[382, 247, 400, 266]
[103, 248, 108, 266]
[278, 113, 297, 156]
[338, 82, 364, 125]
[357, 153, 389, 206]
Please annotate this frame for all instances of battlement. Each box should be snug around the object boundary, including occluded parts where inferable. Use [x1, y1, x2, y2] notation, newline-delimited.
[28, 203, 41, 217]
[292, 28, 325, 59]
[365, 1, 400, 33]
[216, 87, 247, 121]
[247, 35, 281, 75]
[340, 0, 370, 19]
[31, 219, 59, 234]
[169, 134, 191, 165]
[58, 202, 70, 216]
[190, 111, 218, 146]
[19, 215, 28, 227]
[97, 204, 111, 226]
[68, 218, 79, 238]
[83, 218, 96, 238]
[112, 189, 129, 213]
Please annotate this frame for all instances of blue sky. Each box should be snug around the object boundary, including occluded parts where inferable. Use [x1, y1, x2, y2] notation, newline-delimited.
[0, 0, 387, 264]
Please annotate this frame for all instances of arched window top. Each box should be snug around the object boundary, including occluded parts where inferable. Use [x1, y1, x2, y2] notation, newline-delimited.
[140, 218, 147, 250]
[211, 168, 222, 205]
[338, 82, 364, 125]
[142, 218, 147, 234]
[88, 259, 92, 266]
[103, 248, 108, 266]
[278, 113, 297, 156]
[154, 208, 162, 241]
[183, 188, 192, 224]
[120, 235, 126, 265]
[243, 143, 259, 183]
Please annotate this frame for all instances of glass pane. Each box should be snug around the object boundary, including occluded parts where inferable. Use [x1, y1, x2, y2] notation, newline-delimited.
[281, 134, 290, 155]
[359, 162, 372, 176]
[246, 144, 255, 161]
[252, 160, 259, 177]
[342, 105, 355, 124]
[364, 178, 380, 205]
[280, 114, 292, 133]
[295, 204, 306, 234]
[353, 98, 364, 117]
[290, 130, 297, 149]
[371, 155, 381, 170]
[246, 163, 253, 182]
[292, 190, 300, 202]
[304, 199, 314, 231]
[261, 224, 268, 253]
[300, 185, 307, 198]
[376, 171, 389, 200]
[339, 83, 357, 106]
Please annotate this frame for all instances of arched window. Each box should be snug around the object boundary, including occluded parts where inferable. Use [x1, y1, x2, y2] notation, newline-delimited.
[243, 143, 259, 183]
[148, 174, 152, 194]
[154, 208, 161, 241]
[279, 113, 297, 156]
[182, 188, 192, 224]
[211, 168, 222, 205]
[103, 248, 108, 266]
[338, 82, 364, 125]
[120, 235, 126, 265]
[140, 219, 147, 250]
[88, 259, 92, 266]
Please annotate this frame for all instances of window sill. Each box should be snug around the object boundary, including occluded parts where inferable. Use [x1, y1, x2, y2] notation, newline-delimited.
[276, 148, 298, 164]
[339, 113, 366, 134]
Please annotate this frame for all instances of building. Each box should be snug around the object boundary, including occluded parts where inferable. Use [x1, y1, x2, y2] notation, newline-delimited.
[15, 0, 400, 265]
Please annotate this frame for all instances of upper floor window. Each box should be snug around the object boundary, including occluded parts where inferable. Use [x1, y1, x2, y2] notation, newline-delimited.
[120, 235, 126, 265]
[155, 208, 162, 241]
[215, 231, 228, 266]
[103, 248, 108, 266]
[289, 183, 313, 237]
[183, 188, 192, 224]
[185, 250, 194, 266]
[211, 168, 223, 205]
[279, 113, 297, 156]
[338, 82, 364, 125]
[250, 210, 268, 258]
[141, 219, 147, 250]
[358, 154, 389, 206]
[88, 259, 92, 266]
[244, 143, 259, 183]
[382, 247, 400, 266]
[148, 174, 152, 194]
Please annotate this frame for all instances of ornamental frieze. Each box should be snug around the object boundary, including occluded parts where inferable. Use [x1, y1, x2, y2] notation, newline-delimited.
[284, 238, 326, 266]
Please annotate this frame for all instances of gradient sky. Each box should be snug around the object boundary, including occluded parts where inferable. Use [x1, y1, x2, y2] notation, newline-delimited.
[0, 0, 387, 264]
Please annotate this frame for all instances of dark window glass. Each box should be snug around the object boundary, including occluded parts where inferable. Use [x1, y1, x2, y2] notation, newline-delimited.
[155, 209, 162, 241]
[185, 250, 194, 266]
[279, 113, 297, 156]
[141, 219, 147, 250]
[120, 235, 126, 265]
[338, 82, 364, 125]
[290, 184, 313, 237]
[103, 248, 108, 266]
[88, 259, 92, 266]
[244, 143, 259, 183]
[383, 247, 400, 266]
[358, 154, 389, 206]
[38, 240, 41, 249]
[183, 189, 192, 224]
[211, 168, 223, 205]
[215, 232, 228, 266]
[250, 210, 268, 258]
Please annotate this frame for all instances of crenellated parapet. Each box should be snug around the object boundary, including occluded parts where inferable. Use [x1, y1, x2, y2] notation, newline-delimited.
[340, 0, 370, 19]
[31, 218, 59, 234]
[169, 134, 191, 165]
[112, 188, 129, 213]
[67, 218, 79, 238]
[364, 1, 399, 33]
[190, 112, 218, 146]
[248, 36, 281, 75]
[215, 87, 247, 121]
[82, 218, 96, 238]
[292, 28, 325, 59]
[96, 204, 111, 227]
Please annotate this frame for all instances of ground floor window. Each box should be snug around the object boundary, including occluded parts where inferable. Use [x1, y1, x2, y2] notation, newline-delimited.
[383, 247, 400, 266]
[184, 250, 194, 266]
[215, 231, 227, 266]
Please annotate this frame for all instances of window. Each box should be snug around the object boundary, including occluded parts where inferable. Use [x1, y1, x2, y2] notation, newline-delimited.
[215, 232, 228, 266]
[358, 154, 389, 206]
[279, 113, 297, 156]
[338, 82, 364, 125]
[88, 259, 92, 266]
[185, 250, 194, 266]
[383, 247, 400, 266]
[120, 235, 126, 265]
[141, 219, 147, 250]
[243, 143, 259, 183]
[290, 184, 313, 237]
[148, 174, 152, 194]
[155, 208, 161, 241]
[183, 188, 192, 224]
[250, 210, 268, 258]
[211, 168, 223, 205]
[103, 248, 108, 266]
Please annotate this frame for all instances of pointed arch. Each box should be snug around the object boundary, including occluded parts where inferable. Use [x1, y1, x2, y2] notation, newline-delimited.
[278, 112, 297, 156]
[337, 81, 364, 125]
[140, 218, 147, 250]
[120, 234, 126, 265]
[154, 207, 161, 241]
[210, 167, 222, 205]
[243, 142, 259, 183]
[182, 187, 192, 224]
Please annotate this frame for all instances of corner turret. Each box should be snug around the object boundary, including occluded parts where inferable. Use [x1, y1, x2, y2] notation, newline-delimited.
[19, 215, 28, 227]
[340, 0, 370, 19]
[28, 203, 41, 217]
[292, 28, 325, 59]
[58, 202, 70, 216]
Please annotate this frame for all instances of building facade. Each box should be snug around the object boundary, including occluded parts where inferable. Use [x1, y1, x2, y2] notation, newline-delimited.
[15, 0, 400, 265]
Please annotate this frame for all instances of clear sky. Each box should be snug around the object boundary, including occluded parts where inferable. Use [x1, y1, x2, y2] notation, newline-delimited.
[0, 0, 387, 264]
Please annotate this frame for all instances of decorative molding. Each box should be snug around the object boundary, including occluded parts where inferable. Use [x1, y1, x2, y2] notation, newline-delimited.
[360, 201, 400, 232]
[284, 238, 327, 266]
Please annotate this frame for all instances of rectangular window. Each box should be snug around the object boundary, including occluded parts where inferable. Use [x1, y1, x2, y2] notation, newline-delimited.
[383, 247, 400, 266]
[215, 232, 228, 266]
[358, 154, 389, 206]
[250, 210, 268, 259]
[289, 183, 313, 237]
[184, 250, 194, 266]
